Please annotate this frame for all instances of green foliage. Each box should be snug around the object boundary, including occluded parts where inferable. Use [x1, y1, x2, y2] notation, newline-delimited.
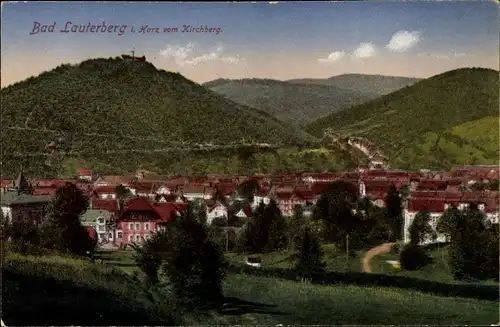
[8, 220, 42, 255]
[399, 244, 432, 271]
[3, 254, 180, 325]
[436, 206, 460, 242]
[237, 200, 287, 254]
[447, 208, 497, 281]
[312, 181, 358, 245]
[206, 78, 375, 126]
[385, 185, 403, 240]
[133, 205, 227, 309]
[1, 57, 318, 178]
[39, 182, 94, 256]
[295, 228, 326, 278]
[305, 68, 499, 169]
[265, 201, 288, 252]
[408, 212, 437, 245]
[287, 205, 309, 249]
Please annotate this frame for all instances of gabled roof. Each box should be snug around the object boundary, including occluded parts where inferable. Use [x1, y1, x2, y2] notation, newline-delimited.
[1, 191, 52, 205]
[91, 199, 118, 213]
[150, 202, 188, 221]
[80, 209, 112, 223]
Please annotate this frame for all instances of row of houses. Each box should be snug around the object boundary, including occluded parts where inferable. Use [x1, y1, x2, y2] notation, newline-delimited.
[1, 166, 498, 248]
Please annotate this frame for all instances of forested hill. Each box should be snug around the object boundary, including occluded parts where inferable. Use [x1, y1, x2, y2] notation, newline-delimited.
[287, 74, 422, 95]
[1, 57, 315, 177]
[204, 78, 375, 126]
[305, 68, 499, 170]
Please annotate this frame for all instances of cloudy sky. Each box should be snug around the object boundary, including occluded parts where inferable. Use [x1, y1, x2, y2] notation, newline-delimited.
[1, 1, 498, 87]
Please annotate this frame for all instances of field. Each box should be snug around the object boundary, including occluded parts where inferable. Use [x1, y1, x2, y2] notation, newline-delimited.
[3, 243, 499, 326]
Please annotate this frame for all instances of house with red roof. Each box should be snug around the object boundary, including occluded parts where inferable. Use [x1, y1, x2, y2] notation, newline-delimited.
[93, 186, 117, 200]
[403, 190, 499, 244]
[252, 187, 272, 208]
[206, 200, 228, 225]
[180, 185, 215, 201]
[113, 197, 187, 247]
[77, 169, 93, 182]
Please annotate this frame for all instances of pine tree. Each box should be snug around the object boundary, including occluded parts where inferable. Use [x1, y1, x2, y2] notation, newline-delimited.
[265, 201, 288, 252]
[385, 184, 403, 240]
[161, 207, 227, 309]
[295, 228, 325, 279]
[448, 208, 490, 280]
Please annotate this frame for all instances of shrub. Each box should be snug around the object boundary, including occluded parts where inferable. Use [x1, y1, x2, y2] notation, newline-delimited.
[399, 244, 432, 271]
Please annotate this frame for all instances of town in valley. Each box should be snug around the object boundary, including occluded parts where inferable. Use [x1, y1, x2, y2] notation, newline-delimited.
[1, 1, 499, 326]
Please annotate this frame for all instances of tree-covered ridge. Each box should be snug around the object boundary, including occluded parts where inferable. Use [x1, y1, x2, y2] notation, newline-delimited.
[2, 57, 306, 144]
[1, 57, 326, 177]
[305, 68, 499, 170]
[286, 74, 422, 95]
[204, 78, 376, 127]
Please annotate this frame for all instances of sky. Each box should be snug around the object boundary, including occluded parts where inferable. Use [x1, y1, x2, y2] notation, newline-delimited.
[1, 1, 499, 87]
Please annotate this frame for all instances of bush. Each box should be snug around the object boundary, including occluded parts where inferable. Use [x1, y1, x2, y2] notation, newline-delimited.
[399, 244, 432, 271]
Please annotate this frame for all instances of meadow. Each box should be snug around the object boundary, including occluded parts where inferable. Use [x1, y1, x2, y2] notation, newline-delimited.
[2, 243, 499, 326]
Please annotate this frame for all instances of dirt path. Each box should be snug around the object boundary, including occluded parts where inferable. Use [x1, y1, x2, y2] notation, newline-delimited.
[362, 242, 396, 273]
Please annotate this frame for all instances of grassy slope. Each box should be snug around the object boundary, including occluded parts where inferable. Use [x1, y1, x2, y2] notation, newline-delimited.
[287, 73, 422, 95]
[2, 253, 179, 326]
[205, 78, 376, 126]
[4, 251, 497, 326]
[305, 68, 499, 170]
[1, 58, 316, 178]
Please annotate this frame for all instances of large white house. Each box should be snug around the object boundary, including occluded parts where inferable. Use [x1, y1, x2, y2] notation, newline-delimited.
[403, 191, 499, 244]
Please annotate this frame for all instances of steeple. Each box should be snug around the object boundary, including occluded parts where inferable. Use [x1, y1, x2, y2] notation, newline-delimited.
[14, 166, 32, 195]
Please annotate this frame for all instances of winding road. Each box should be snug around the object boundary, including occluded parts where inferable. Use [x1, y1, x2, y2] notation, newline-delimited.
[362, 242, 396, 273]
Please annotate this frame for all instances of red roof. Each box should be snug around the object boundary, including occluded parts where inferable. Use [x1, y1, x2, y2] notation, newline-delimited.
[93, 186, 116, 194]
[85, 226, 97, 240]
[32, 188, 57, 196]
[151, 202, 188, 221]
[77, 169, 92, 176]
[217, 183, 238, 196]
[91, 199, 118, 213]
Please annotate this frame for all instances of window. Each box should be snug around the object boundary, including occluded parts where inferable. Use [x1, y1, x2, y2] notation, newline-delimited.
[117, 232, 123, 239]
[129, 223, 134, 230]
[98, 225, 105, 232]
[145, 234, 151, 240]
[145, 223, 150, 231]
[128, 234, 133, 242]
[109, 232, 114, 239]
[135, 223, 140, 230]
[97, 217, 104, 224]
[135, 234, 141, 242]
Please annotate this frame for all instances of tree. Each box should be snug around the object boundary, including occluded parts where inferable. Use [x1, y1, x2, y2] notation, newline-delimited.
[385, 184, 403, 240]
[115, 184, 131, 212]
[237, 180, 260, 202]
[39, 182, 93, 255]
[287, 205, 308, 250]
[436, 205, 460, 242]
[408, 211, 436, 245]
[482, 223, 499, 281]
[238, 201, 268, 253]
[161, 208, 227, 309]
[295, 228, 325, 279]
[312, 181, 358, 248]
[399, 244, 432, 271]
[487, 179, 499, 191]
[448, 208, 490, 280]
[131, 228, 172, 285]
[265, 201, 288, 252]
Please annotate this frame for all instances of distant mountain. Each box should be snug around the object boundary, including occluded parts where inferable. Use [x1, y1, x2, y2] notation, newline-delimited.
[204, 78, 376, 126]
[1, 58, 316, 178]
[305, 68, 499, 170]
[287, 74, 422, 95]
